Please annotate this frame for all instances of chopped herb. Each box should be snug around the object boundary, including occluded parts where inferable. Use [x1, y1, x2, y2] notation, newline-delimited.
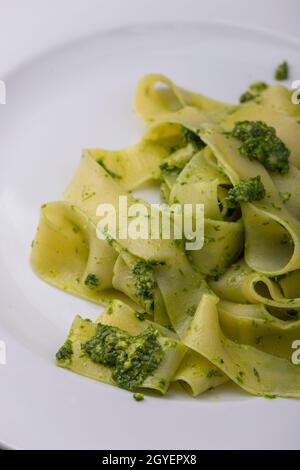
[132, 261, 157, 308]
[82, 190, 96, 201]
[133, 393, 144, 402]
[274, 61, 289, 81]
[56, 339, 73, 364]
[253, 368, 261, 382]
[231, 121, 290, 174]
[84, 273, 100, 289]
[239, 91, 255, 104]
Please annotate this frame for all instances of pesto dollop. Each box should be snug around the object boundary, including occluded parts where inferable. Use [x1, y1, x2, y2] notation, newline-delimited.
[81, 324, 164, 391]
[231, 121, 290, 174]
[228, 176, 266, 207]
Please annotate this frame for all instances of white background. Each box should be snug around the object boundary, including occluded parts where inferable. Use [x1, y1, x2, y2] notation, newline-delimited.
[0, 0, 299, 450]
[0, 0, 299, 76]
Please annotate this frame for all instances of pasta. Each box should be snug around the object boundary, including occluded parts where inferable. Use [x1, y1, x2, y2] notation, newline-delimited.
[31, 73, 300, 399]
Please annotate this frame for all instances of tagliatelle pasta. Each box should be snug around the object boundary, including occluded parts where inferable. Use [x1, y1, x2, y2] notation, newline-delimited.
[31, 73, 300, 399]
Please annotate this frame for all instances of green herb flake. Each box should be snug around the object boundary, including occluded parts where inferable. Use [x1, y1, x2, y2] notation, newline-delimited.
[207, 369, 224, 378]
[82, 190, 96, 201]
[253, 368, 261, 382]
[133, 393, 144, 402]
[84, 273, 100, 290]
[274, 61, 289, 81]
[56, 339, 73, 364]
[239, 91, 255, 104]
[236, 371, 245, 384]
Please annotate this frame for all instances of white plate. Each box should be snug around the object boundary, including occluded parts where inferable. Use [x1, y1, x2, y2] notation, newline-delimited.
[0, 21, 300, 450]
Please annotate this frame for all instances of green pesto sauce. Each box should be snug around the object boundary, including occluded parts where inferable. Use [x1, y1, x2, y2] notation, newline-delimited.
[228, 176, 266, 207]
[56, 339, 73, 364]
[133, 392, 144, 401]
[84, 273, 100, 290]
[274, 61, 289, 81]
[182, 127, 205, 150]
[81, 324, 164, 391]
[159, 161, 181, 177]
[132, 261, 157, 310]
[231, 121, 290, 174]
[239, 82, 268, 103]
